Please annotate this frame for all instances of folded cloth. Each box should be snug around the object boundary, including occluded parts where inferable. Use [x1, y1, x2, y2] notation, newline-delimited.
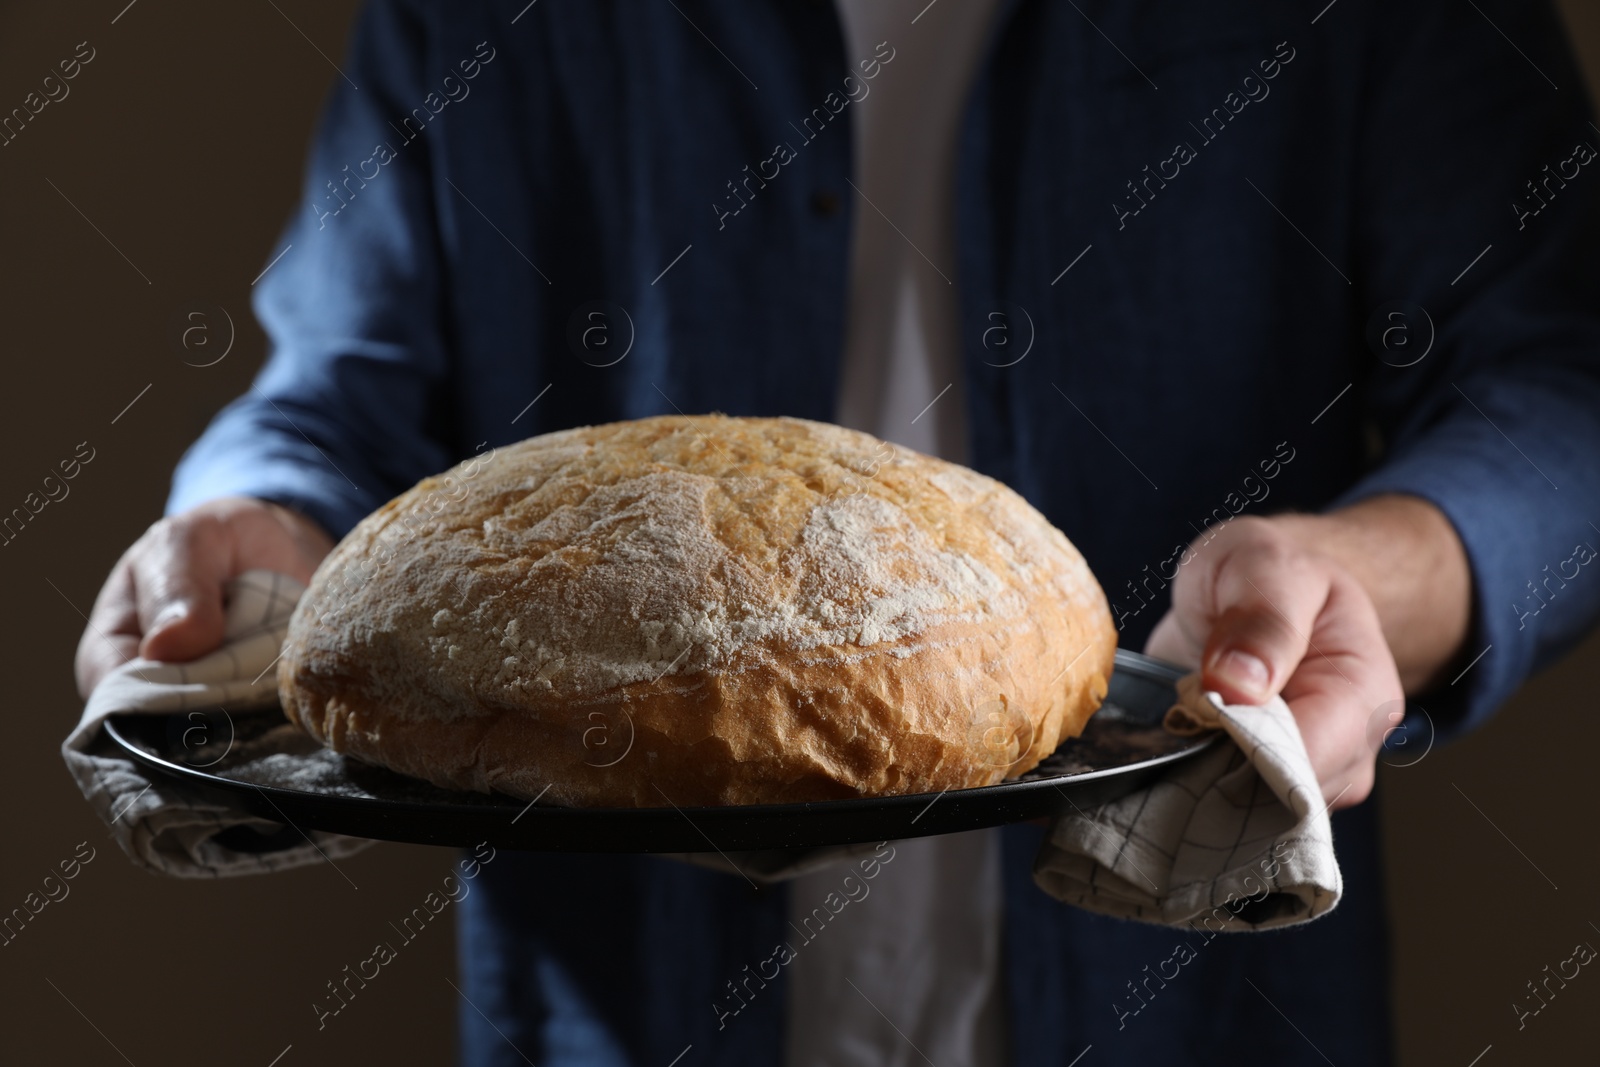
[1032, 673, 1341, 929]
[62, 570, 373, 878]
[66, 569, 1340, 926]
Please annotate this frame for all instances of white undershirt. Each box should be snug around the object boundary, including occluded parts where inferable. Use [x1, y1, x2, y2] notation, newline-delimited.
[830, 0, 993, 462]
[786, 2, 1006, 1065]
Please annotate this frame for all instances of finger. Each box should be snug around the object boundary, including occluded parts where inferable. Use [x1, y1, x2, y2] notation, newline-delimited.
[1282, 685, 1377, 810]
[75, 559, 141, 698]
[1199, 551, 1328, 705]
[1142, 609, 1201, 669]
[1280, 572, 1403, 808]
[132, 516, 232, 663]
[76, 630, 141, 699]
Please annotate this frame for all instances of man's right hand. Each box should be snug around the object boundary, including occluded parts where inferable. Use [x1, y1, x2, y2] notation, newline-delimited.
[74, 496, 335, 699]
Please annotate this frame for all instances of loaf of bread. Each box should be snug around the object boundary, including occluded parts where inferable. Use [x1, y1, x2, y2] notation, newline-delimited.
[278, 415, 1116, 807]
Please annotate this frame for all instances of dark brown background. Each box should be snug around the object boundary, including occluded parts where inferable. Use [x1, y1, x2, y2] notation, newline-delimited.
[1, 2, 1596, 1063]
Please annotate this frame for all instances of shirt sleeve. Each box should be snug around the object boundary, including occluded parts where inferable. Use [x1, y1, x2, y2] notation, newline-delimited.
[1333, 0, 1600, 735]
[167, 0, 453, 540]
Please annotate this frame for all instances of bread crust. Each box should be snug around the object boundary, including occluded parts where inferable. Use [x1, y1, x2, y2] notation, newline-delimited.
[279, 415, 1116, 807]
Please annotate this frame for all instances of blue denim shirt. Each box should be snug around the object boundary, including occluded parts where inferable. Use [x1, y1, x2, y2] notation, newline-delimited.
[169, 1, 1600, 1062]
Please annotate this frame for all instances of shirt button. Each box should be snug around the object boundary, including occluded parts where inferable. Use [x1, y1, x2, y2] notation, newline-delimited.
[811, 191, 840, 217]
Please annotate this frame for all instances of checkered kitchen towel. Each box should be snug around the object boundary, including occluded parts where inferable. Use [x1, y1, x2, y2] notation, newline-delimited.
[65, 569, 1342, 925]
[1032, 673, 1342, 929]
[62, 570, 373, 878]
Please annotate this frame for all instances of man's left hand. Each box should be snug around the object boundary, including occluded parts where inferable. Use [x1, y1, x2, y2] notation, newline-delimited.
[1144, 497, 1469, 810]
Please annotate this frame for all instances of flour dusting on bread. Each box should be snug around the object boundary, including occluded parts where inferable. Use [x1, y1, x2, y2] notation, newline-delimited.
[279, 415, 1116, 807]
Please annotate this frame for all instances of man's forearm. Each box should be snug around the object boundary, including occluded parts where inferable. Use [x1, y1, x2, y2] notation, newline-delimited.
[1276, 494, 1472, 694]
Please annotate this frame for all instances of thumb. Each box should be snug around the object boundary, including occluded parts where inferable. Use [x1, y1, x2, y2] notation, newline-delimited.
[138, 577, 228, 663]
[1200, 581, 1322, 706]
[133, 522, 230, 663]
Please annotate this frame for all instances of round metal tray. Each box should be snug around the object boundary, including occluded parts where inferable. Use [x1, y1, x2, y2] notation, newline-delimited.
[104, 649, 1213, 853]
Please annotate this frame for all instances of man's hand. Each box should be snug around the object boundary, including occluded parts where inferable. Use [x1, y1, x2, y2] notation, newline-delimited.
[74, 497, 335, 698]
[1144, 495, 1471, 810]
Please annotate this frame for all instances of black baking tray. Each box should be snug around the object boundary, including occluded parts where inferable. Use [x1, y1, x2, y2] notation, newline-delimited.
[104, 649, 1214, 853]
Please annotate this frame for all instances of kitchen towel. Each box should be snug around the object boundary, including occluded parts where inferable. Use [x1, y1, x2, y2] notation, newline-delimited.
[66, 570, 1342, 932]
[1032, 672, 1342, 929]
[63, 570, 373, 878]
